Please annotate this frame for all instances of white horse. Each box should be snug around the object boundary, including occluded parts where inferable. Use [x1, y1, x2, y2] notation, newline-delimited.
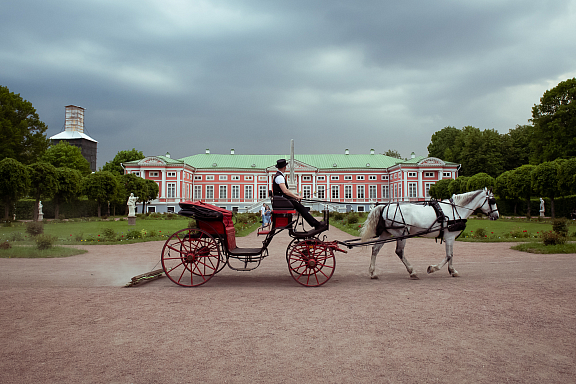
[360, 188, 499, 279]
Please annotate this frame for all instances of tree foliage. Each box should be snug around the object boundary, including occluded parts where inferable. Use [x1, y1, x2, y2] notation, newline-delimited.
[530, 78, 576, 163]
[428, 179, 451, 200]
[427, 126, 461, 161]
[531, 161, 561, 218]
[82, 171, 120, 217]
[0, 158, 29, 221]
[101, 148, 145, 175]
[53, 167, 83, 219]
[0, 86, 50, 164]
[448, 176, 469, 195]
[28, 162, 58, 221]
[41, 141, 91, 176]
[383, 149, 402, 159]
[467, 172, 496, 191]
[557, 157, 576, 196]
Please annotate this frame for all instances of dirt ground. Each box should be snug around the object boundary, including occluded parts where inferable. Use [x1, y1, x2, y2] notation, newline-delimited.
[0, 225, 575, 384]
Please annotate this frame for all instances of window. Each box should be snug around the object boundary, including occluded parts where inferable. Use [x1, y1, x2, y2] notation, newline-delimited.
[408, 172, 416, 177]
[167, 183, 176, 198]
[259, 176, 267, 181]
[206, 175, 214, 180]
[167, 172, 176, 177]
[167, 206, 175, 213]
[357, 206, 365, 212]
[132, 171, 140, 176]
[331, 185, 339, 199]
[398, 184, 402, 197]
[259, 185, 268, 199]
[194, 185, 202, 199]
[219, 186, 227, 199]
[149, 171, 159, 177]
[245, 176, 253, 181]
[425, 172, 434, 177]
[425, 183, 433, 198]
[357, 175, 365, 180]
[194, 175, 202, 180]
[302, 185, 311, 199]
[344, 185, 352, 199]
[408, 182, 417, 198]
[344, 175, 352, 180]
[369, 185, 377, 199]
[147, 206, 156, 213]
[369, 175, 376, 180]
[231, 185, 240, 199]
[443, 172, 451, 177]
[382, 175, 388, 180]
[219, 175, 228, 180]
[382, 185, 389, 199]
[357, 185, 365, 199]
[206, 186, 214, 199]
[331, 175, 339, 180]
[303, 176, 311, 181]
[317, 176, 325, 181]
[245, 185, 253, 200]
[231, 175, 240, 180]
[317, 185, 325, 199]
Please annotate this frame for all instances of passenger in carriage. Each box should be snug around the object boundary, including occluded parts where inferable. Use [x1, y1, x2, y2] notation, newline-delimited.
[273, 159, 327, 230]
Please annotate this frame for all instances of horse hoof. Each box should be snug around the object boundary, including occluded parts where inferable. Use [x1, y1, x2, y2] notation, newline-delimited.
[427, 266, 435, 274]
[370, 275, 379, 279]
[451, 272, 460, 277]
[410, 274, 419, 280]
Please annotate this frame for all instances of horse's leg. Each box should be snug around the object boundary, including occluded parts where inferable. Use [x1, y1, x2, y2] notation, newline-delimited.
[369, 242, 384, 279]
[394, 238, 418, 279]
[427, 236, 458, 276]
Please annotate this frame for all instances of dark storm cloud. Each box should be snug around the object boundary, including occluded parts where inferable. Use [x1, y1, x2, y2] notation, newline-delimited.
[2, 0, 575, 165]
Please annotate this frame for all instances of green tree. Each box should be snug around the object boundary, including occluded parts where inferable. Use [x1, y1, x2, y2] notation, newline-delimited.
[0, 86, 50, 164]
[101, 148, 145, 175]
[531, 161, 561, 218]
[41, 141, 91, 176]
[383, 149, 402, 159]
[467, 173, 496, 191]
[428, 179, 452, 200]
[427, 126, 461, 161]
[530, 78, 576, 163]
[557, 157, 576, 196]
[458, 127, 504, 177]
[83, 171, 120, 217]
[448, 176, 469, 195]
[53, 167, 83, 219]
[28, 162, 58, 221]
[141, 179, 159, 213]
[0, 158, 29, 221]
[508, 164, 536, 216]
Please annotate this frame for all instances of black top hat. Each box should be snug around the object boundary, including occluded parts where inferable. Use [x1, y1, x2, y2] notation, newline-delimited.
[276, 159, 287, 168]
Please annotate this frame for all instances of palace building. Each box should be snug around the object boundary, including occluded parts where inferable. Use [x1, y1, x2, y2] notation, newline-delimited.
[123, 149, 459, 214]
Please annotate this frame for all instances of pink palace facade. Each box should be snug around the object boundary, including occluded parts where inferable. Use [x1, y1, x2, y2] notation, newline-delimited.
[123, 149, 460, 214]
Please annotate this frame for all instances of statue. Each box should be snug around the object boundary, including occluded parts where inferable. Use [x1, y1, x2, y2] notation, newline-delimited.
[38, 201, 43, 216]
[539, 198, 545, 217]
[127, 193, 138, 217]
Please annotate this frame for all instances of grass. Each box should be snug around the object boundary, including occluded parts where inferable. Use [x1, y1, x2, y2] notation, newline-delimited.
[511, 242, 576, 254]
[0, 245, 88, 258]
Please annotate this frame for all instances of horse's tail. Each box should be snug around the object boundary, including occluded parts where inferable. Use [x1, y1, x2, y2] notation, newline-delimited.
[360, 205, 386, 242]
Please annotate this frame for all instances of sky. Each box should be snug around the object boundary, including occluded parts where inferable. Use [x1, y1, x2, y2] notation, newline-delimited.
[2, 0, 576, 168]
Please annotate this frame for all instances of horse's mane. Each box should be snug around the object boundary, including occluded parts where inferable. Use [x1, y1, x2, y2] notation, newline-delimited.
[449, 189, 483, 206]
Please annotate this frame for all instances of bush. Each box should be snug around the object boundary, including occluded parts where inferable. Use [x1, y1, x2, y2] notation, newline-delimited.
[541, 231, 567, 246]
[25, 222, 44, 236]
[552, 218, 569, 237]
[188, 219, 197, 228]
[347, 213, 359, 225]
[74, 233, 83, 242]
[0, 241, 11, 250]
[165, 213, 176, 220]
[9, 232, 25, 242]
[474, 228, 487, 238]
[35, 234, 56, 250]
[126, 229, 141, 239]
[330, 212, 344, 221]
[102, 228, 117, 241]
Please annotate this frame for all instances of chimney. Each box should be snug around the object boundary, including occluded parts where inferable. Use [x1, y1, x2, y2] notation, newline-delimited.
[370, 149, 375, 155]
[231, 149, 235, 155]
[345, 149, 349, 155]
[206, 149, 210, 154]
[65, 105, 85, 133]
[411, 152, 416, 159]
[165, 152, 170, 158]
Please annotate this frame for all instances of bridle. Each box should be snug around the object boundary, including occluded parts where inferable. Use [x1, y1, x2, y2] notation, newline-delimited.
[479, 191, 498, 217]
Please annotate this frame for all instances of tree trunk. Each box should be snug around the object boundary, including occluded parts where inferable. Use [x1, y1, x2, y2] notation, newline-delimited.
[4, 202, 9, 221]
[33, 198, 39, 222]
[551, 198, 555, 219]
[54, 196, 60, 220]
[526, 199, 531, 217]
[513, 201, 517, 216]
[107, 201, 111, 217]
[97, 203, 101, 218]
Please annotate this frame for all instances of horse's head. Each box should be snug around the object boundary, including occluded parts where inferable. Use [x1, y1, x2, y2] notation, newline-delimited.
[480, 188, 499, 220]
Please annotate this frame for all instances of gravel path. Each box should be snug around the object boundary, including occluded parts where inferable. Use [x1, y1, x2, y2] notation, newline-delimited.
[1, 225, 575, 383]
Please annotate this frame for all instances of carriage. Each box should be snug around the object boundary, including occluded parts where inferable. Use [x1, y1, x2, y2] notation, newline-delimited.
[160, 195, 346, 287]
[152, 188, 499, 287]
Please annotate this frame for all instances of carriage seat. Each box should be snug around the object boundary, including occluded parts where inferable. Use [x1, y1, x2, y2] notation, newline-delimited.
[271, 195, 294, 211]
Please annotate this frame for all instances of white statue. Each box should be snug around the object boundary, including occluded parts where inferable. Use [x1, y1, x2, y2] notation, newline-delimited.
[539, 198, 545, 217]
[127, 193, 138, 217]
[38, 201, 43, 216]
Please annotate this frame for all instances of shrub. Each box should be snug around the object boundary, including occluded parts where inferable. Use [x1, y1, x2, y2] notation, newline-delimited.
[126, 229, 141, 239]
[188, 219, 197, 228]
[102, 228, 117, 242]
[509, 229, 530, 238]
[3, 221, 13, 227]
[9, 232, 25, 242]
[0, 241, 11, 250]
[552, 218, 569, 237]
[25, 222, 44, 236]
[146, 230, 158, 238]
[330, 212, 344, 221]
[74, 233, 83, 242]
[474, 228, 487, 238]
[165, 213, 176, 220]
[35, 234, 56, 250]
[542, 231, 566, 246]
[347, 213, 359, 225]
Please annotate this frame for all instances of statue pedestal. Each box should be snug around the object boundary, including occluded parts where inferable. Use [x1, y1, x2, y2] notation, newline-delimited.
[128, 216, 136, 225]
[540, 211, 545, 217]
[38, 214, 43, 221]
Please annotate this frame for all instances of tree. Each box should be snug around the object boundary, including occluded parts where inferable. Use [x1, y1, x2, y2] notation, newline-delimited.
[0, 158, 29, 221]
[383, 149, 402, 159]
[41, 141, 91, 176]
[53, 168, 83, 219]
[495, 170, 519, 214]
[141, 179, 159, 213]
[101, 148, 145, 175]
[531, 161, 561, 218]
[0, 86, 50, 164]
[448, 176, 469, 195]
[467, 173, 496, 191]
[428, 179, 452, 200]
[458, 127, 504, 177]
[427, 126, 461, 161]
[117, 173, 148, 215]
[28, 162, 58, 221]
[508, 164, 536, 216]
[83, 171, 119, 217]
[501, 125, 532, 171]
[530, 78, 576, 163]
[557, 157, 576, 196]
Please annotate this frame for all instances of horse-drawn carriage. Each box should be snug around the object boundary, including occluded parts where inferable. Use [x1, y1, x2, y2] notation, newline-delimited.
[148, 188, 499, 288]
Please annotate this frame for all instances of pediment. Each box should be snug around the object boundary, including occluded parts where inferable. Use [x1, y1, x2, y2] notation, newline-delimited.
[417, 157, 445, 166]
[266, 160, 317, 172]
[138, 157, 167, 166]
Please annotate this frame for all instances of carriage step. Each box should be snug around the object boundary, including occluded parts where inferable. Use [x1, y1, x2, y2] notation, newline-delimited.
[257, 230, 270, 236]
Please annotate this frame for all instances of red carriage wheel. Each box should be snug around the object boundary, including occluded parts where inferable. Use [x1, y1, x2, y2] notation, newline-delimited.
[161, 228, 220, 287]
[287, 239, 335, 287]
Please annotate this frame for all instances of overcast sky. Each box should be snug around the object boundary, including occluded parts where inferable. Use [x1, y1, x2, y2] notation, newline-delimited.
[2, 0, 576, 168]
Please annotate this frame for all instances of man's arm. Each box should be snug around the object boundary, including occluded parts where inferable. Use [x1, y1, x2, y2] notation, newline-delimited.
[279, 183, 301, 201]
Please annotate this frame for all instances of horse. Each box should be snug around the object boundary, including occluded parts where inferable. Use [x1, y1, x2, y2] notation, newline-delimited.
[359, 188, 499, 279]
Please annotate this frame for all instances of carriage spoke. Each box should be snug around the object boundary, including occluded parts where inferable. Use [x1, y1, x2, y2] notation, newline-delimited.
[287, 240, 336, 287]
